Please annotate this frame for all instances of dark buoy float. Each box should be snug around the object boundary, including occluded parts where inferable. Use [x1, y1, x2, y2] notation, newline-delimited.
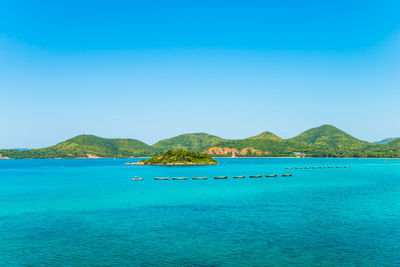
[214, 176, 228, 179]
[192, 177, 208, 180]
[154, 177, 170, 180]
[172, 177, 188, 180]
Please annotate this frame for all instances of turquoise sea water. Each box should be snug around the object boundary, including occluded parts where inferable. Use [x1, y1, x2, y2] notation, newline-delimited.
[1, 158, 400, 266]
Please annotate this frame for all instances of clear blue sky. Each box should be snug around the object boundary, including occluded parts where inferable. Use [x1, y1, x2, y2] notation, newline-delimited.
[1, 0, 400, 148]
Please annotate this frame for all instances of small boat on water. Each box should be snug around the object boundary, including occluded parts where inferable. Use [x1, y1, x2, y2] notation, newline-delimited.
[344, 166, 351, 168]
[304, 167, 311, 169]
[327, 166, 334, 168]
[172, 177, 188, 180]
[131, 177, 143, 181]
[312, 167, 319, 169]
[233, 176, 245, 178]
[265, 174, 277, 177]
[285, 167, 293, 169]
[249, 175, 262, 178]
[295, 167, 303, 169]
[281, 174, 292, 177]
[154, 177, 170, 180]
[214, 176, 228, 179]
[320, 166, 326, 168]
[336, 166, 343, 168]
[192, 177, 208, 180]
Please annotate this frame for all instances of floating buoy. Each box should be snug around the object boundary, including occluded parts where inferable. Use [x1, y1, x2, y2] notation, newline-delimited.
[214, 176, 228, 179]
[172, 177, 188, 180]
[154, 177, 169, 180]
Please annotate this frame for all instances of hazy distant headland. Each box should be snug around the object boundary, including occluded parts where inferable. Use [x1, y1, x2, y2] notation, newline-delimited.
[1, 125, 400, 159]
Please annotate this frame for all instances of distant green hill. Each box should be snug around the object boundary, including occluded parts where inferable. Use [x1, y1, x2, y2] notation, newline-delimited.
[152, 133, 224, 152]
[0, 135, 155, 159]
[2, 125, 400, 159]
[373, 138, 397, 144]
[246, 131, 283, 141]
[286, 125, 370, 157]
[288, 125, 367, 146]
[204, 125, 400, 158]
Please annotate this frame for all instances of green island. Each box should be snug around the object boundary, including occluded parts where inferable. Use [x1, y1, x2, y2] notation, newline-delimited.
[1, 125, 400, 159]
[129, 149, 218, 165]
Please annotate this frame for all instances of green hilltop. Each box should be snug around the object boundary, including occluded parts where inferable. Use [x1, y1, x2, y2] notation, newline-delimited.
[246, 131, 283, 141]
[1, 125, 400, 159]
[152, 133, 224, 152]
[0, 135, 155, 159]
[285, 124, 371, 157]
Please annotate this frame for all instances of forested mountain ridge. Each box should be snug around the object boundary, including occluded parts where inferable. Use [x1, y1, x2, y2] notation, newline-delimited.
[1, 126, 400, 158]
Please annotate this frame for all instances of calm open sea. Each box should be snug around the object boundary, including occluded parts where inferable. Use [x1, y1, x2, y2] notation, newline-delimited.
[1, 158, 400, 266]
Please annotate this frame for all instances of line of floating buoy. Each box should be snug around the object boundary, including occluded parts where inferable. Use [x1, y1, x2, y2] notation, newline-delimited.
[285, 166, 350, 170]
[133, 174, 293, 181]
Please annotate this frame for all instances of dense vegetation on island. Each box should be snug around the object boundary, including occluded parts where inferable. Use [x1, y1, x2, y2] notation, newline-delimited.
[138, 149, 218, 165]
[1, 125, 400, 159]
